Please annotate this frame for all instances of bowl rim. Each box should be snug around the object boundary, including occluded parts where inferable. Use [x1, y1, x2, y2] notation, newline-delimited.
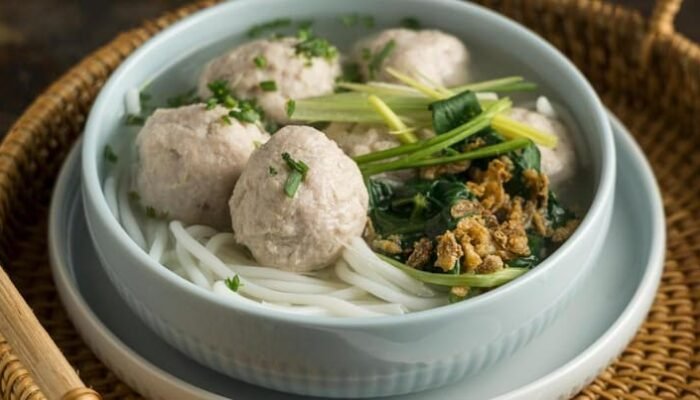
[81, 0, 616, 328]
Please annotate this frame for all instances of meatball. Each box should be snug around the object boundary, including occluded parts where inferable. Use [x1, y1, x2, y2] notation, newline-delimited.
[324, 122, 403, 156]
[353, 29, 469, 86]
[508, 107, 576, 185]
[134, 104, 269, 229]
[198, 37, 341, 124]
[230, 126, 369, 272]
[324, 122, 434, 181]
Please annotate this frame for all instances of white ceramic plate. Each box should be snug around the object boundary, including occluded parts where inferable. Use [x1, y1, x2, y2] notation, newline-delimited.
[49, 114, 664, 400]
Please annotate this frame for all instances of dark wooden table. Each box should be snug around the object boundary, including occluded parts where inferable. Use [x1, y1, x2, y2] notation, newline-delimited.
[1, 0, 698, 135]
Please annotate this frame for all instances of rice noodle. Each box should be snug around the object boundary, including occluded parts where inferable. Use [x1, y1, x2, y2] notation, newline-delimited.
[236, 277, 382, 317]
[344, 237, 435, 297]
[117, 173, 146, 249]
[103, 163, 447, 317]
[175, 242, 211, 289]
[336, 261, 446, 311]
[125, 87, 141, 115]
[103, 174, 119, 218]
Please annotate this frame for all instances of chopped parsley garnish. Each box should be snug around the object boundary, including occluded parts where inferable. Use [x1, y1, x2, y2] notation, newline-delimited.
[297, 26, 312, 41]
[220, 115, 233, 125]
[295, 34, 338, 61]
[361, 48, 372, 61]
[254, 55, 267, 69]
[247, 18, 292, 38]
[228, 99, 263, 123]
[340, 14, 375, 28]
[260, 80, 278, 92]
[340, 14, 359, 27]
[282, 152, 309, 198]
[128, 191, 140, 202]
[204, 80, 263, 123]
[298, 20, 314, 30]
[205, 98, 218, 110]
[286, 99, 296, 118]
[225, 275, 242, 292]
[368, 39, 396, 80]
[145, 206, 168, 219]
[125, 114, 145, 126]
[166, 88, 200, 108]
[268, 166, 278, 176]
[399, 17, 421, 30]
[103, 145, 118, 163]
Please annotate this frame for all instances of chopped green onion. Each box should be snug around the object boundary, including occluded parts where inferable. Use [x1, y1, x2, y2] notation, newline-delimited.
[369, 40, 396, 80]
[282, 152, 309, 198]
[260, 80, 278, 92]
[225, 275, 242, 292]
[399, 17, 421, 30]
[286, 99, 296, 118]
[360, 138, 530, 176]
[247, 18, 292, 38]
[103, 145, 118, 163]
[491, 114, 558, 147]
[377, 253, 528, 287]
[125, 114, 145, 126]
[386, 67, 445, 99]
[367, 95, 417, 144]
[254, 56, 267, 69]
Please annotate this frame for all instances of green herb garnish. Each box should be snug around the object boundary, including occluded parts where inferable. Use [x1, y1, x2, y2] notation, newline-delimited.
[362, 15, 375, 28]
[268, 166, 278, 176]
[254, 56, 267, 69]
[361, 48, 372, 61]
[125, 114, 145, 126]
[248, 18, 292, 38]
[220, 115, 233, 125]
[378, 253, 528, 288]
[103, 145, 118, 163]
[286, 99, 296, 118]
[399, 17, 421, 30]
[225, 275, 242, 292]
[260, 80, 278, 92]
[340, 14, 358, 27]
[128, 191, 140, 202]
[145, 206, 157, 218]
[282, 152, 309, 198]
[295, 35, 338, 61]
[228, 99, 262, 123]
[368, 40, 396, 80]
[166, 88, 200, 108]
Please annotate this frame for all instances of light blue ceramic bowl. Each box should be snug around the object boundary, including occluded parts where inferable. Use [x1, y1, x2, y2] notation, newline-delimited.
[81, 0, 616, 397]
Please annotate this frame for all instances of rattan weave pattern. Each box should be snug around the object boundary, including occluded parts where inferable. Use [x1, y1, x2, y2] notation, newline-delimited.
[1, 0, 699, 398]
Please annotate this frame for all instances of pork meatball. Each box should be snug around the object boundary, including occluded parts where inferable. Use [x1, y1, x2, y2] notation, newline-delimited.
[508, 107, 576, 185]
[353, 29, 469, 86]
[134, 104, 269, 229]
[324, 122, 403, 156]
[198, 37, 341, 124]
[230, 125, 369, 272]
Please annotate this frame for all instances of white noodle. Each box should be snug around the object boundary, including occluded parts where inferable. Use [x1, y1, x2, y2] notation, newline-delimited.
[247, 278, 345, 294]
[170, 221, 234, 279]
[103, 174, 119, 218]
[327, 287, 370, 301]
[117, 173, 146, 249]
[148, 221, 169, 263]
[125, 87, 141, 115]
[345, 237, 435, 297]
[336, 261, 446, 311]
[237, 277, 381, 317]
[536, 96, 557, 119]
[175, 242, 211, 289]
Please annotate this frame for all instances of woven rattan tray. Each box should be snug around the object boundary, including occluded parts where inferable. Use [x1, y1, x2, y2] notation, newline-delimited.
[1, 0, 699, 398]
